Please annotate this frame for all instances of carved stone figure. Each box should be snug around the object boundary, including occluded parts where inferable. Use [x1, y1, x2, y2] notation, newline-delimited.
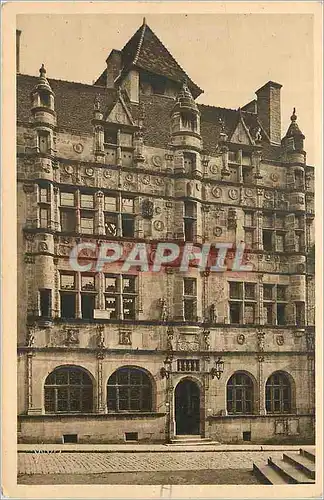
[257, 330, 265, 351]
[142, 198, 154, 219]
[26, 329, 35, 347]
[167, 326, 174, 351]
[203, 329, 210, 350]
[119, 330, 132, 345]
[66, 329, 79, 345]
[209, 303, 216, 324]
[98, 329, 105, 349]
[160, 298, 168, 322]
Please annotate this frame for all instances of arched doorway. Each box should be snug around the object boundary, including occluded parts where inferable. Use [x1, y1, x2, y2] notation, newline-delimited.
[175, 379, 200, 435]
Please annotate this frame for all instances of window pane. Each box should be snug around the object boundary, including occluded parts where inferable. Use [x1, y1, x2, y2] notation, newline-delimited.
[244, 303, 255, 323]
[276, 233, 285, 252]
[60, 293, 76, 318]
[44, 387, 55, 413]
[40, 208, 49, 228]
[244, 283, 256, 300]
[230, 303, 241, 324]
[123, 297, 135, 319]
[263, 215, 274, 228]
[184, 298, 196, 321]
[123, 276, 136, 293]
[244, 229, 254, 247]
[69, 370, 82, 385]
[80, 216, 94, 234]
[57, 388, 69, 411]
[263, 230, 273, 251]
[60, 210, 76, 232]
[69, 388, 81, 412]
[107, 369, 152, 412]
[81, 294, 95, 319]
[105, 214, 118, 236]
[244, 212, 253, 227]
[40, 187, 49, 203]
[122, 198, 134, 214]
[105, 296, 117, 319]
[184, 278, 196, 296]
[277, 286, 287, 301]
[229, 282, 242, 299]
[184, 202, 196, 218]
[105, 276, 118, 292]
[60, 192, 75, 207]
[122, 215, 135, 237]
[263, 285, 274, 300]
[61, 274, 75, 290]
[81, 194, 94, 209]
[81, 276, 95, 291]
[104, 195, 117, 212]
[276, 216, 285, 229]
[82, 387, 93, 412]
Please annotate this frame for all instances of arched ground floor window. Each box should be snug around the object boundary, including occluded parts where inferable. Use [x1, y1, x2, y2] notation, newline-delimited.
[44, 366, 93, 413]
[266, 371, 292, 413]
[227, 372, 254, 414]
[107, 367, 152, 412]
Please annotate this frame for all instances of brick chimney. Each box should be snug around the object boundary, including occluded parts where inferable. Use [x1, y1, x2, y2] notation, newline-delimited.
[16, 29, 21, 73]
[106, 49, 122, 88]
[256, 81, 282, 145]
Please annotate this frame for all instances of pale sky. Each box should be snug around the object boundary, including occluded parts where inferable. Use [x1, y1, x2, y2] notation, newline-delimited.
[17, 14, 314, 164]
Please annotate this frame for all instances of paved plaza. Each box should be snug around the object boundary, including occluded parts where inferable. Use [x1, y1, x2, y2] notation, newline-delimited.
[18, 449, 287, 476]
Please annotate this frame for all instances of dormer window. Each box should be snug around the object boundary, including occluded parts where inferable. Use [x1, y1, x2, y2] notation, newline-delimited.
[104, 129, 117, 145]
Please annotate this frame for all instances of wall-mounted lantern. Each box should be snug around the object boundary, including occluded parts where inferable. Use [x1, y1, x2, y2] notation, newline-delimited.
[210, 357, 224, 380]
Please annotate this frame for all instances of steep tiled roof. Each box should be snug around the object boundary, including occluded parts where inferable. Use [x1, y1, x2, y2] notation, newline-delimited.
[17, 74, 117, 133]
[95, 22, 203, 99]
[17, 74, 283, 160]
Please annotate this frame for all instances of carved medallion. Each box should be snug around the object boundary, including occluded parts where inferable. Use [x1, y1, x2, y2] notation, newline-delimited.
[142, 175, 151, 185]
[125, 173, 134, 183]
[64, 165, 74, 175]
[152, 155, 162, 168]
[153, 220, 164, 231]
[38, 242, 48, 252]
[245, 188, 254, 198]
[210, 164, 218, 174]
[264, 190, 273, 200]
[155, 177, 164, 186]
[228, 188, 239, 200]
[73, 143, 84, 154]
[237, 333, 245, 345]
[276, 335, 284, 346]
[85, 167, 94, 177]
[211, 186, 222, 198]
[213, 226, 222, 237]
[104, 170, 112, 179]
[270, 172, 279, 182]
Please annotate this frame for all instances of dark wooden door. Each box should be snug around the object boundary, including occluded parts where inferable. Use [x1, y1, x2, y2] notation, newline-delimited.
[175, 379, 200, 435]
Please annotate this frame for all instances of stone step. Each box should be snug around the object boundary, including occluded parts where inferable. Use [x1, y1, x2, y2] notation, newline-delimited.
[252, 463, 288, 485]
[283, 452, 315, 479]
[169, 436, 214, 445]
[268, 458, 315, 484]
[300, 447, 316, 463]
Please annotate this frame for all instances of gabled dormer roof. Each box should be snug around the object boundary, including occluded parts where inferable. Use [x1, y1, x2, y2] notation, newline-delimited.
[94, 19, 203, 98]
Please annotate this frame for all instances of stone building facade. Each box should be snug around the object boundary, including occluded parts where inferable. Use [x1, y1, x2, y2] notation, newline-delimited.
[17, 20, 315, 444]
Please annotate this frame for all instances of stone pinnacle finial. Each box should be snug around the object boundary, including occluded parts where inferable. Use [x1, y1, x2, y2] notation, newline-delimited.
[143, 17, 146, 25]
[291, 107, 297, 121]
[39, 63, 46, 78]
[94, 95, 101, 111]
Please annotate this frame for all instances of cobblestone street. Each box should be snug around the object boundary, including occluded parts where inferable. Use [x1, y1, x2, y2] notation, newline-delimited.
[18, 450, 284, 476]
